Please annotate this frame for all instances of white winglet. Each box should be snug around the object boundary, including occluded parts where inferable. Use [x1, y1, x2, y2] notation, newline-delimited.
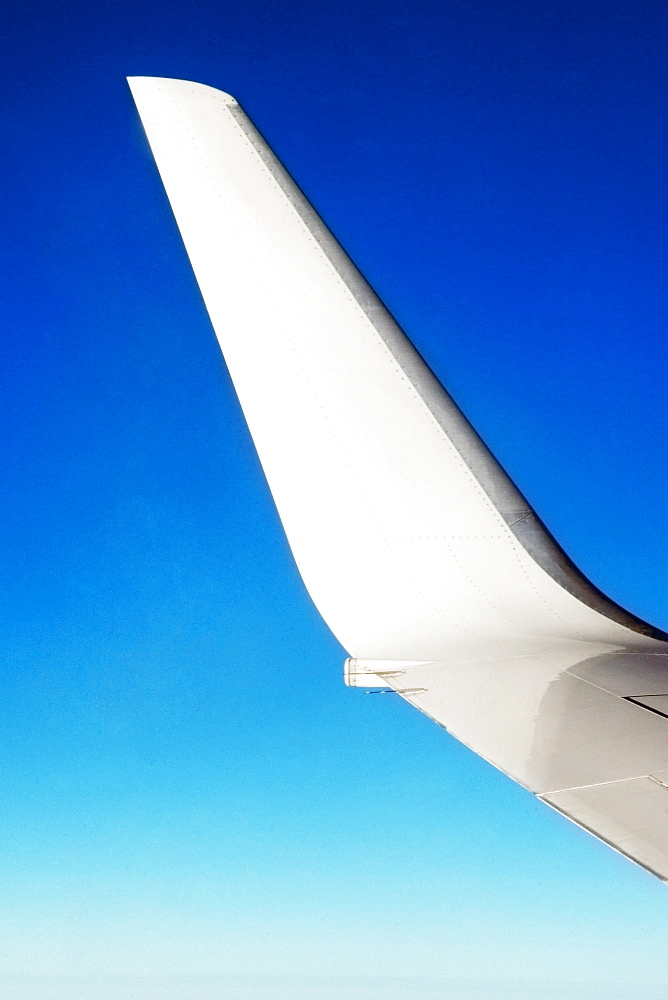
[129, 77, 668, 880]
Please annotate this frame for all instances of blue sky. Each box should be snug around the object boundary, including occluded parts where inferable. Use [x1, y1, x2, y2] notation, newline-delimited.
[1, 0, 668, 997]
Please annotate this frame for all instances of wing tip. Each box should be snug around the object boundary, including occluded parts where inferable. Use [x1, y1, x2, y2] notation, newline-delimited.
[126, 75, 239, 107]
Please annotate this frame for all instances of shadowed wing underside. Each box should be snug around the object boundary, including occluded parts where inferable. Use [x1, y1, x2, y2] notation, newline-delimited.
[129, 76, 668, 881]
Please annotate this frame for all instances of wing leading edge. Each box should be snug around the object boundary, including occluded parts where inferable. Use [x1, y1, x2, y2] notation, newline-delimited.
[129, 76, 668, 880]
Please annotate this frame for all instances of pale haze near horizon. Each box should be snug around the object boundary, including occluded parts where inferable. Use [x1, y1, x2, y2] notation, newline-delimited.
[0, 976, 663, 1000]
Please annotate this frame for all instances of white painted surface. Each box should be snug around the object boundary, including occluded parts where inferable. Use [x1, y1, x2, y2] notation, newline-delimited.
[129, 77, 668, 879]
[128, 76, 662, 662]
[380, 652, 668, 793]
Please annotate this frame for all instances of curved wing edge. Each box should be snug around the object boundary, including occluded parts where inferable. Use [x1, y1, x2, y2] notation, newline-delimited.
[128, 76, 667, 649]
[222, 91, 666, 643]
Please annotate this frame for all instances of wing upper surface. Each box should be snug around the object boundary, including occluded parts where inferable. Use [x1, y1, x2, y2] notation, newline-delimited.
[358, 651, 668, 880]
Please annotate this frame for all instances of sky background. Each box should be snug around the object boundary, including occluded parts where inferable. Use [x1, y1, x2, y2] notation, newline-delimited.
[1, 0, 668, 997]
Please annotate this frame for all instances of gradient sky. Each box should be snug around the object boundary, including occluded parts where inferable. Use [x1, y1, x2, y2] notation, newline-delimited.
[1, 1, 668, 998]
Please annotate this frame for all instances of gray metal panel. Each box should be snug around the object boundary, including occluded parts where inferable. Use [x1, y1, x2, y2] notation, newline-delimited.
[630, 696, 668, 718]
[568, 652, 668, 696]
[543, 775, 668, 881]
[383, 653, 668, 878]
[387, 654, 668, 794]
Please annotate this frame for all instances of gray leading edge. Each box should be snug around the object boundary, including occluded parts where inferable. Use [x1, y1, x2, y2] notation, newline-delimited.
[129, 76, 668, 882]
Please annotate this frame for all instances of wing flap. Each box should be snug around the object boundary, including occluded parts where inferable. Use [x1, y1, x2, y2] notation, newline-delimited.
[543, 777, 668, 881]
[372, 650, 668, 878]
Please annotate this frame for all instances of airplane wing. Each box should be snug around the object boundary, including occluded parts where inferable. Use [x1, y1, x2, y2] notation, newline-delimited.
[128, 76, 668, 881]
